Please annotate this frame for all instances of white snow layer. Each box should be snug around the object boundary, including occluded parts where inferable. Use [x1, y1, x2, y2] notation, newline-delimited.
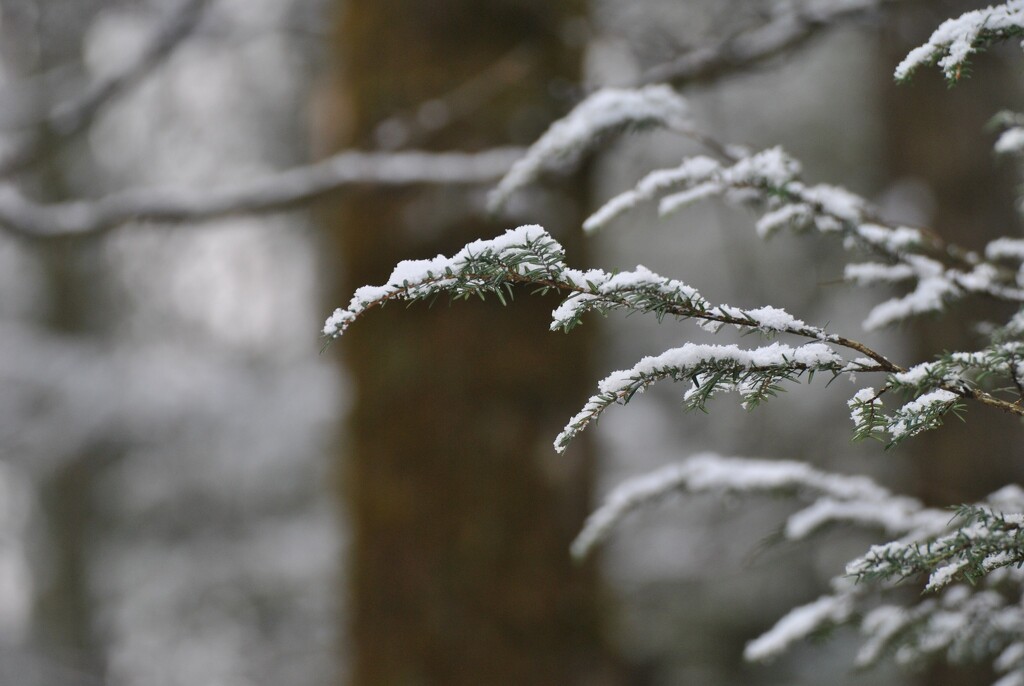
[895, 1, 1024, 80]
[323, 224, 550, 336]
[489, 85, 690, 209]
[744, 594, 855, 661]
[571, 454, 893, 559]
[554, 342, 842, 452]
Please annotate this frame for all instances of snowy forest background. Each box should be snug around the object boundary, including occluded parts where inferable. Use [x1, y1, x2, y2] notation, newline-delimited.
[1, 0, 1021, 685]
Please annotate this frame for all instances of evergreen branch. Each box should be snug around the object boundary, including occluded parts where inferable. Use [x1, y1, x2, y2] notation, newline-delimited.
[850, 587, 1022, 672]
[889, 345, 1024, 421]
[575, 453, 1024, 670]
[572, 453, 902, 560]
[326, 225, 1024, 449]
[585, 142, 1024, 329]
[650, 464, 1024, 670]
[487, 85, 692, 211]
[725, 467, 1024, 670]
[325, 225, 905, 368]
[884, 390, 963, 446]
[959, 385, 1024, 418]
[323, 2, 1024, 681]
[847, 386, 889, 442]
[895, 1, 1024, 83]
[848, 506, 1024, 592]
[573, 452, 1024, 672]
[553, 341, 845, 452]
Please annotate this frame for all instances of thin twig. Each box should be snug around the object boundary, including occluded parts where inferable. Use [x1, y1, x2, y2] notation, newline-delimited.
[959, 386, 1024, 418]
[635, 0, 899, 88]
[373, 44, 539, 149]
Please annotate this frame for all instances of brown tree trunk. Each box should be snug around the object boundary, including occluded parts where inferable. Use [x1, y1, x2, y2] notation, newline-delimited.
[322, 1, 619, 684]
[32, 116, 108, 684]
[879, 2, 1024, 684]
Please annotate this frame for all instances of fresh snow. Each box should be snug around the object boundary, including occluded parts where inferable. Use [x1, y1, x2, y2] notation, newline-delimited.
[706, 304, 828, 338]
[658, 147, 801, 217]
[583, 156, 721, 232]
[488, 85, 690, 210]
[862, 263, 959, 330]
[597, 342, 842, 393]
[987, 237, 1024, 261]
[550, 264, 706, 329]
[856, 223, 923, 252]
[755, 203, 813, 238]
[785, 497, 926, 539]
[926, 559, 970, 592]
[845, 262, 916, 285]
[895, 0, 1024, 80]
[996, 127, 1024, 155]
[323, 225, 551, 336]
[888, 389, 959, 440]
[745, 595, 854, 661]
[892, 362, 942, 386]
[555, 342, 842, 451]
[572, 454, 896, 559]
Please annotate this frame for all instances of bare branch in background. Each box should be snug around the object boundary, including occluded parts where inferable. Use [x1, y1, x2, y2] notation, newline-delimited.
[373, 44, 539, 149]
[0, 0, 905, 241]
[0, 0, 210, 179]
[0, 147, 522, 239]
[635, 0, 899, 87]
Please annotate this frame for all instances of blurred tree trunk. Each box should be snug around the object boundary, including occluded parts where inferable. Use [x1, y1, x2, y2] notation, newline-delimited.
[322, 1, 619, 684]
[31, 11, 107, 665]
[879, 2, 1024, 684]
[32, 140, 108, 680]
[18, 3, 124, 678]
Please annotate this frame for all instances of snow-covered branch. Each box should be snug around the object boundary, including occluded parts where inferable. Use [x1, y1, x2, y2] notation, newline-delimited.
[847, 341, 1024, 445]
[323, 224, 899, 364]
[324, 225, 840, 342]
[573, 453, 1024, 681]
[326, 222, 1024, 456]
[571, 453, 902, 559]
[0, 148, 522, 239]
[553, 342, 845, 451]
[895, 0, 1024, 82]
[751, 483, 1024, 679]
[585, 140, 1024, 329]
[487, 85, 693, 211]
[847, 387, 964, 447]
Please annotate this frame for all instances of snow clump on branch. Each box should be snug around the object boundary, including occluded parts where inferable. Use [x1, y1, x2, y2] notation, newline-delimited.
[488, 85, 691, 210]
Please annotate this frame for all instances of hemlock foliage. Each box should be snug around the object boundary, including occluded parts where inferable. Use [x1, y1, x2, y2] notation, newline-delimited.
[326, 3, 1024, 682]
